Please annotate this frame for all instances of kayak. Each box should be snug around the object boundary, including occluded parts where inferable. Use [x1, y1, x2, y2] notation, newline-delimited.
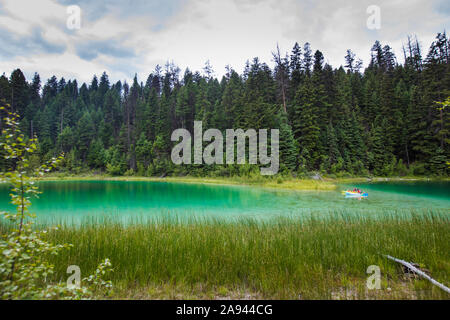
[343, 191, 368, 198]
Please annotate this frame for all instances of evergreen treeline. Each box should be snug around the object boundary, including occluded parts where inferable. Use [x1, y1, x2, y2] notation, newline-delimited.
[0, 33, 449, 177]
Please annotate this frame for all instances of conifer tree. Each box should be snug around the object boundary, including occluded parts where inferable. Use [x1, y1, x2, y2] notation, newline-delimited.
[0, 33, 448, 177]
[278, 112, 298, 171]
[292, 77, 320, 168]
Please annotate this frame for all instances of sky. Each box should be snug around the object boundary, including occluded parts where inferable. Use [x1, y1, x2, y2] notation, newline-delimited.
[0, 0, 449, 85]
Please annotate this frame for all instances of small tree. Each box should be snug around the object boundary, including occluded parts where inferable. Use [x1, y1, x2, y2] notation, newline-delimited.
[0, 106, 112, 299]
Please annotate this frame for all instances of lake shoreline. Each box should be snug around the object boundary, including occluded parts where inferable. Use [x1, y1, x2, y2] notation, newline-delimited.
[32, 174, 450, 192]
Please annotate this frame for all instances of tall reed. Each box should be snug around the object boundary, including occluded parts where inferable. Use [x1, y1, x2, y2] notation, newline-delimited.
[24, 210, 449, 299]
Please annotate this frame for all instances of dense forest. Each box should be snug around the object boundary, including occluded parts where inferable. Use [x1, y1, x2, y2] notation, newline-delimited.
[0, 32, 449, 177]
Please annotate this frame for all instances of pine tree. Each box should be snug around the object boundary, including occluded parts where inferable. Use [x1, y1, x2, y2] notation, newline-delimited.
[87, 138, 105, 168]
[272, 44, 289, 113]
[429, 147, 448, 175]
[9, 69, 29, 117]
[292, 77, 320, 169]
[303, 43, 312, 76]
[325, 123, 341, 168]
[135, 132, 153, 169]
[76, 111, 95, 161]
[289, 42, 303, 104]
[220, 70, 242, 130]
[0, 73, 11, 104]
[57, 126, 75, 153]
[278, 112, 298, 171]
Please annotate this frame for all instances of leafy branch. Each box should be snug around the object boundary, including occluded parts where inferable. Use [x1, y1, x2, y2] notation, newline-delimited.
[0, 105, 113, 299]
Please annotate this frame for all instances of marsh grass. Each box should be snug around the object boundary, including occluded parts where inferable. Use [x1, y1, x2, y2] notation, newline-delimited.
[4, 210, 445, 299]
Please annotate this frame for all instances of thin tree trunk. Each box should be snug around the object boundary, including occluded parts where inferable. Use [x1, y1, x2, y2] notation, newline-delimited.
[405, 143, 410, 166]
[274, 44, 287, 114]
[60, 108, 64, 134]
[9, 175, 25, 281]
[439, 108, 444, 148]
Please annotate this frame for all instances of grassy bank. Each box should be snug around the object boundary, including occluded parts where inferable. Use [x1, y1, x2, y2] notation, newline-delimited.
[22, 212, 448, 300]
[35, 173, 450, 192]
[35, 174, 338, 191]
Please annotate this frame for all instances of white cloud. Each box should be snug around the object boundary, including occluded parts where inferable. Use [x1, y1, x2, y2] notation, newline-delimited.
[0, 0, 448, 84]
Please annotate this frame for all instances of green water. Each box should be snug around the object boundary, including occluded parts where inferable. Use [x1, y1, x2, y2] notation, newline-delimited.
[0, 180, 448, 223]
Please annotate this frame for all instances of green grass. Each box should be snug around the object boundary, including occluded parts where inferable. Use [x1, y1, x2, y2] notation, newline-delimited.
[36, 172, 450, 193]
[21, 211, 449, 300]
[35, 174, 338, 191]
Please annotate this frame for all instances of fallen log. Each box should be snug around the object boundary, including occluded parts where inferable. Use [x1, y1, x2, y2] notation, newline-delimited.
[384, 254, 450, 294]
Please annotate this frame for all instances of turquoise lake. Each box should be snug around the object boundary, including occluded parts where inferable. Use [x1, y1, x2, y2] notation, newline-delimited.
[0, 180, 449, 223]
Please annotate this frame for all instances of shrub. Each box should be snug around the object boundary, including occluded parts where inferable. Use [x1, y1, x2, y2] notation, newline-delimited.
[106, 163, 123, 176]
[0, 107, 113, 300]
[395, 159, 409, 176]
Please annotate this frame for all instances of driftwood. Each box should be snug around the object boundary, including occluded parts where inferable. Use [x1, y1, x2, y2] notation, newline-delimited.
[401, 262, 430, 278]
[384, 255, 450, 294]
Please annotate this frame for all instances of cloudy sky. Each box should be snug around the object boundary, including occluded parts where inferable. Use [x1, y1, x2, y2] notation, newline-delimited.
[0, 0, 449, 84]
